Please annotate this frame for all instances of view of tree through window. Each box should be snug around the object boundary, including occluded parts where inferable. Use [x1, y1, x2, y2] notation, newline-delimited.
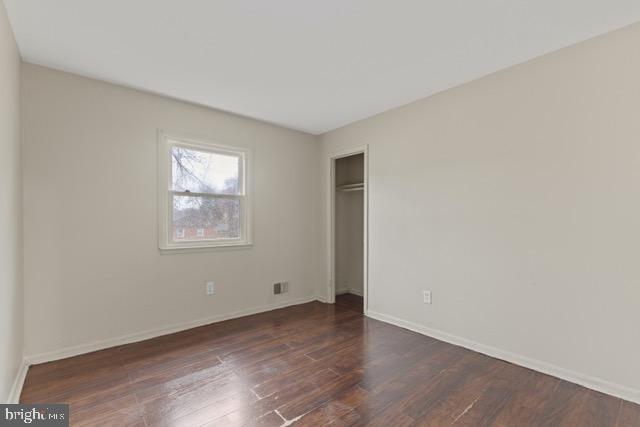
[171, 146, 240, 194]
[170, 145, 242, 241]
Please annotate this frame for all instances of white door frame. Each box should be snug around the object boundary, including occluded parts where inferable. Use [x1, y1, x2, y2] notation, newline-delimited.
[326, 145, 369, 314]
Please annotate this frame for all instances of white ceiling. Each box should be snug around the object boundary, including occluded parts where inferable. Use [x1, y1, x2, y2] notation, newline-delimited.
[5, 1, 640, 134]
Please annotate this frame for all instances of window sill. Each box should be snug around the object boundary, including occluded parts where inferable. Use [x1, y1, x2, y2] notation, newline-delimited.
[159, 241, 253, 255]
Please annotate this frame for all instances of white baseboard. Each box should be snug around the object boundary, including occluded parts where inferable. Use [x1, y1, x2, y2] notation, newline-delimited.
[7, 360, 28, 404]
[315, 294, 328, 303]
[25, 296, 317, 365]
[366, 310, 640, 405]
[335, 288, 363, 297]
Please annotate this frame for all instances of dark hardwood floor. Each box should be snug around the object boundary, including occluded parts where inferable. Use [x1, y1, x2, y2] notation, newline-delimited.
[21, 301, 639, 426]
[335, 293, 364, 313]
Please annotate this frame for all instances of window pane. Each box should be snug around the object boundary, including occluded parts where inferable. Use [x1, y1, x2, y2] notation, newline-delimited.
[172, 195, 240, 241]
[171, 145, 240, 194]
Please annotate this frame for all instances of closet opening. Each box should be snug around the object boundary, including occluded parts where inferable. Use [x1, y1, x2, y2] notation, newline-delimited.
[328, 147, 368, 314]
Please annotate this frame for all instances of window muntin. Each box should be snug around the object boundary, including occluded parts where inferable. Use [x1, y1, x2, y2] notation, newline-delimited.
[158, 132, 252, 250]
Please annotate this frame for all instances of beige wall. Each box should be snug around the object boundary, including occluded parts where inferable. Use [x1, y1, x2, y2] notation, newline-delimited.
[21, 64, 322, 358]
[0, 0, 22, 402]
[321, 23, 640, 399]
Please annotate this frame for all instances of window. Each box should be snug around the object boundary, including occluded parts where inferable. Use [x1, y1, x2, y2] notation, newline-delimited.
[158, 131, 252, 250]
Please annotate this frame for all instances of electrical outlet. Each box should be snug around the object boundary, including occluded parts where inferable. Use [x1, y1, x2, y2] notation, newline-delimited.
[206, 281, 215, 295]
[423, 290, 432, 304]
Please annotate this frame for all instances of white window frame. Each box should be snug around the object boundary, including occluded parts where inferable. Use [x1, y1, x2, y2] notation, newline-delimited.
[158, 130, 253, 251]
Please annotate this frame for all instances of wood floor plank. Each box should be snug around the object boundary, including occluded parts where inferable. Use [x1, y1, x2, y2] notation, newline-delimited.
[142, 377, 257, 426]
[203, 367, 342, 426]
[344, 343, 468, 424]
[452, 362, 536, 425]
[529, 380, 592, 426]
[133, 361, 234, 403]
[402, 351, 498, 420]
[236, 353, 316, 393]
[617, 401, 640, 426]
[406, 358, 504, 426]
[20, 299, 637, 426]
[276, 371, 364, 420]
[293, 385, 369, 426]
[335, 293, 364, 313]
[488, 370, 561, 427]
[569, 390, 625, 427]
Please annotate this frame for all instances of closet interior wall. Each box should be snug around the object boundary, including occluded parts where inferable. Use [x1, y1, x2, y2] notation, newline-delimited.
[335, 154, 364, 297]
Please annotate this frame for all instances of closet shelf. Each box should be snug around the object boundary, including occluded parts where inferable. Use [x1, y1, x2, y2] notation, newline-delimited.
[336, 183, 364, 192]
